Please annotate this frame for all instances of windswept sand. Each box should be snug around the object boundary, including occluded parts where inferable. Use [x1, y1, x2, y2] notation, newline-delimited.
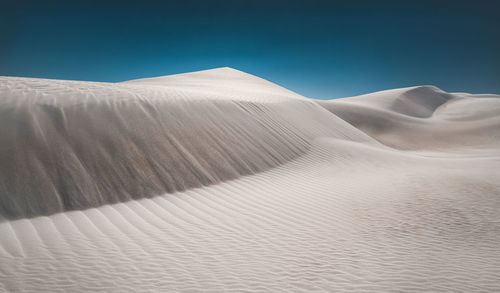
[1, 68, 499, 292]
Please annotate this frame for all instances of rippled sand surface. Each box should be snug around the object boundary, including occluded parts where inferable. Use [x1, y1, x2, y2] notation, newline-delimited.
[1, 68, 499, 292]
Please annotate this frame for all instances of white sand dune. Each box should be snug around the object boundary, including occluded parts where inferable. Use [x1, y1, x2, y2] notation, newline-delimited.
[0, 68, 499, 292]
[318, 86, 500, 152]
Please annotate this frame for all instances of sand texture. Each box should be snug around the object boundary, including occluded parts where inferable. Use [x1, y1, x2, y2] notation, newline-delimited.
[1, 68, 499, 292]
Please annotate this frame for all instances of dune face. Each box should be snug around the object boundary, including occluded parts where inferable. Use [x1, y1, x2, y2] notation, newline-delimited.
[1, 68, 500, 292]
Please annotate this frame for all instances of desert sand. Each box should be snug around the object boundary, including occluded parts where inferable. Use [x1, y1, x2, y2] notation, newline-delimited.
[0, 68, 499, 292]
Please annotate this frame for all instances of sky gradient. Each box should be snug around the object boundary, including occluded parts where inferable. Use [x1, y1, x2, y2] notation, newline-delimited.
[1, 0, 499, 99]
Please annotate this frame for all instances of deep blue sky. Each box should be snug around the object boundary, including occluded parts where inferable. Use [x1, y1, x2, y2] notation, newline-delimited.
[1, 0, 499, 99]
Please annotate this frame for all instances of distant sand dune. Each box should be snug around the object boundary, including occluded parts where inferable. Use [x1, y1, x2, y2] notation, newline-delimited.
[318, 86, 500, 150]
[1, 68, 499, 292]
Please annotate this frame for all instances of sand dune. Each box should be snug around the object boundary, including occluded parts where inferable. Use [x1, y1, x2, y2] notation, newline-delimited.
[0, 69, 370, 219]
[318, 86, 500, 151]
[1, 68, 499, 292]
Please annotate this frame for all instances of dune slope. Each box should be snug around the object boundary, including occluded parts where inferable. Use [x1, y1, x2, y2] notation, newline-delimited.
[1, 68, 499, 292]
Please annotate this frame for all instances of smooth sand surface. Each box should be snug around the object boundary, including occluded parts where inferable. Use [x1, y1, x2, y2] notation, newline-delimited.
[1, 68, 499, 292]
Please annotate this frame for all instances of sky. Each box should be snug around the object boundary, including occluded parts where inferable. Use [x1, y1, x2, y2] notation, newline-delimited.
[1, 0, 499, 99]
